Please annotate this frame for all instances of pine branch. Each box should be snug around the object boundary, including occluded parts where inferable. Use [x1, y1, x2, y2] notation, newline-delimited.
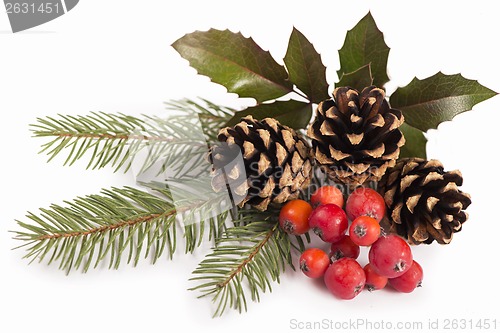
[189, 210, 303, 317]
[33, 99, 235, 173]
[12, 185, 229, 274]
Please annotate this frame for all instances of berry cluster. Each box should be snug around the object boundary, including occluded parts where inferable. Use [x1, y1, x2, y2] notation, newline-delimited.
[279, 186, 423, 300]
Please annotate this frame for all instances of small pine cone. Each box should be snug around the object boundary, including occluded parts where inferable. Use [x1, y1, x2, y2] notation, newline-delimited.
[378, 158, 472, 245]
[209, 116, 312, 211]
[307, 86, 405, 186]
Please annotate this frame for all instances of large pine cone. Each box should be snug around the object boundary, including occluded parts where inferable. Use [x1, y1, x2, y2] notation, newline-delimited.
[209, 116, 312, 211]
[378, 158, 472, 245]
[307, 86, 405, 186]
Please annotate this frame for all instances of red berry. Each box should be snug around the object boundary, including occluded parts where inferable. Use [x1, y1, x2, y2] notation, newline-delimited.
[279, 199, 312, 235]
[308, 204, 348, 243]
[363, 263, 388, 291]
[369, 234, 413, 278]
[310, 185, 345, 208]
[349, 215, 381, 246]
[299, 248, 330, 278]
[330, 235, 360, 261]
[324, 257, 366, 300]
[389, 260, 423, 293]
[345, 187, 386, 222]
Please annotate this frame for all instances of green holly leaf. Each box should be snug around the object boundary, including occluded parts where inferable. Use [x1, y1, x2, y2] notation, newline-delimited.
[225, 100, 312, 130]
[390, 72, 498, 131]
[172, 29, 293, 103]
[337, 12, 390, 88]
[284, 27, 330, 103]
[336, 63, 373, 91]
[398, 123, 427, 159]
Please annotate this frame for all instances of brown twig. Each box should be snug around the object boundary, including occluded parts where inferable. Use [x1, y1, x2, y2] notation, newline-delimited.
[216, 224, 277, 289]
[34, 196, 220, 241]
[53, 132, 173, 142]
[36, 210, 176, 241]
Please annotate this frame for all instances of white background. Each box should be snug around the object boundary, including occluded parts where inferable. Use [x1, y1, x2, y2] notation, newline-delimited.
[1, 1, 500, 332]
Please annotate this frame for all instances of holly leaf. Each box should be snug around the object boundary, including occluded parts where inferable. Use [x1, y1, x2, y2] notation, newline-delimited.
[225, 100, 312, 130]
[284, 27, 329, 103]
[336, 63, 373, 91]
[172, 29, 293, 103]
[337, 12, 390, 88]
[390, 72, 498, 131]
[399, 123, 427, 159]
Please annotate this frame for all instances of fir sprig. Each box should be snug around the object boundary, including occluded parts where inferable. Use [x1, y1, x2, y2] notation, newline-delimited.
[33, 99, 235, 174]
[190, 211, 300, 317]
[13, 184, 228, 274]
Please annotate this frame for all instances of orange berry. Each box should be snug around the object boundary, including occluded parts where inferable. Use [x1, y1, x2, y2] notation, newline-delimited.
[279, 199, 312, 235]
[300, 248, 330, 278]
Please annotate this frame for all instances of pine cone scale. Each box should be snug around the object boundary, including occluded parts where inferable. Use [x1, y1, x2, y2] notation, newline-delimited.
[367, 114, 385, 128]
[256, 129, 271, 149]
[361, 143, 385, 158]
[291, 152, 303, 174]
[426, 196, 439, 211]
[329, 146, 350, 160]
[370, 163, 390, 178]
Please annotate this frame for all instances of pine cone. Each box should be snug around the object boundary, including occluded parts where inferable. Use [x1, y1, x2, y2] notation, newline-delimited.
[378, 158, 472, 245]
[209, 116, 312, 211]
[307, 86, 405, 186]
